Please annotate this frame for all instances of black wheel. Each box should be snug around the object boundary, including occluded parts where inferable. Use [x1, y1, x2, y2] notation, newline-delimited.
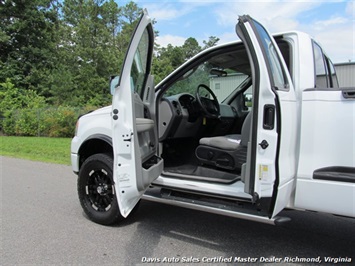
[78, 153, 124, 225]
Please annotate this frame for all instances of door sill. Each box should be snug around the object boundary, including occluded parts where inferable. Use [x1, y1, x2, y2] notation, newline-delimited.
[143, 187, 290, 225]
[162, 166, 241, 184]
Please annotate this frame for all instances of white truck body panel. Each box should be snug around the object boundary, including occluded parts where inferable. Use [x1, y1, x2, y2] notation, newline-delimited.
[295, 89, 355, 217]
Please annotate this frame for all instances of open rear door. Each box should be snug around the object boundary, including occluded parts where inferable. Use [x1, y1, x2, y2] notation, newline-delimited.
[111, 10, 163, 217]
[237, 16, 297, 218]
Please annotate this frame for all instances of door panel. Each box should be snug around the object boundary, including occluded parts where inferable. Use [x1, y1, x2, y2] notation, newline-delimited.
[295, 88, 355, 217]
[237, 16, 297, 217]
[111, 10, 163, 218]
[271, 91, 297, 216]
[237, 17, 278, 202]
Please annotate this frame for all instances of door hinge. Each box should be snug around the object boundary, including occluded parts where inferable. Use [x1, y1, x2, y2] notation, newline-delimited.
[252, 192, 259, 204]
[112, 109, 119, 120]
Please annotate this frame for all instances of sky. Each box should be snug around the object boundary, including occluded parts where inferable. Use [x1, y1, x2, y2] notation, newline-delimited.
[119, 0, 354, 64]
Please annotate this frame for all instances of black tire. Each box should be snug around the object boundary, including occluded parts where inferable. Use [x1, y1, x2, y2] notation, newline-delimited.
[78, 153, 124, 225]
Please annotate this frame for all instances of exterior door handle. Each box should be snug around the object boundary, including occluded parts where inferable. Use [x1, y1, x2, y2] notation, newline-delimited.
[263, 105, 275, 130]
[342, 89, 355, 99]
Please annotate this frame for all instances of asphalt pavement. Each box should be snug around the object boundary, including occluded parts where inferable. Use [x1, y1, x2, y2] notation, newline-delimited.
[1, 156, 354, 265]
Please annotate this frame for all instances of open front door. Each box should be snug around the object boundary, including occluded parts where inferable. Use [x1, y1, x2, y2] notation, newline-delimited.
[112, 10, 163, 217]
[237, 16, 297, 217]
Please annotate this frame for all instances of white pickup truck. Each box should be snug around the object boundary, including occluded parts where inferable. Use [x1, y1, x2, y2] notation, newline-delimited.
[71, 10, 355, 226]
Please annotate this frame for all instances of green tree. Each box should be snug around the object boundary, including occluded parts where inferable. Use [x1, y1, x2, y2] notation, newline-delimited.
[182, 37, 201, 60]
[202, 36, 220, 50]
[0, 0, 58, 95]
[0, 78, 47, 135]
[121, 1, 141, 24]
[152, 34, 220, 84]
[51, 0, 144, 106]
[116, 1, 142, 65]
[53, 0, 124, 106]
[0, 1, 221, 109]
[152, 44, 185, 83]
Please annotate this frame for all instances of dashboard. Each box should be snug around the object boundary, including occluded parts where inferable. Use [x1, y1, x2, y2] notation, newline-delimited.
[158, 93, 237, 141]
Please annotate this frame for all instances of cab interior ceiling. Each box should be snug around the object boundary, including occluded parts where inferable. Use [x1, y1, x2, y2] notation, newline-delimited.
[209, 46, 251, 75]
[209, 38, 291, 75]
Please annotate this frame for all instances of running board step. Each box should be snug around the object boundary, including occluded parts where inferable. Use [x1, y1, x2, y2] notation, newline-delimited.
[142, 188, 290, 226]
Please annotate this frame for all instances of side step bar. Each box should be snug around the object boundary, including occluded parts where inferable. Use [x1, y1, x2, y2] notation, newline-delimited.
[142, 190, 290, 226]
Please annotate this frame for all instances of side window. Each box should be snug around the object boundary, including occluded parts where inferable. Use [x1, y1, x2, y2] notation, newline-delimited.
[313, 42, 329, 88]
[243, 86, 253, 111]
[130, 28, 150, 96]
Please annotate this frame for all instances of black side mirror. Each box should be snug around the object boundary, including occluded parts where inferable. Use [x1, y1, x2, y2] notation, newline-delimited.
[110, 75, 120, 95]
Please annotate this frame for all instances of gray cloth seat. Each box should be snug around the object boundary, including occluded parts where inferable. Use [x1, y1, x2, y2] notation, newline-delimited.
[195, 112, 252, 170]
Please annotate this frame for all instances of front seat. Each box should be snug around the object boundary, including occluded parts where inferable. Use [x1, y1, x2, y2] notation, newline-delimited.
[195, 112, 252, 171]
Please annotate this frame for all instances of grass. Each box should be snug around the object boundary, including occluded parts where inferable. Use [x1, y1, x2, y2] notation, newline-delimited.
[0, 136, 72, 165]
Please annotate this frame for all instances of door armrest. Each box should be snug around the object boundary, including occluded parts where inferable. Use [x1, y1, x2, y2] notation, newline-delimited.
[136, 118, 154, 133]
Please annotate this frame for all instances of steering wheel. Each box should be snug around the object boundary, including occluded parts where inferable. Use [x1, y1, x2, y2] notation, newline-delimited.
[195, 84, 220, 118]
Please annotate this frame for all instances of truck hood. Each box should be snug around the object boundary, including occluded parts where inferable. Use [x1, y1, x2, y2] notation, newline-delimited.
[84, 105, 112, 118]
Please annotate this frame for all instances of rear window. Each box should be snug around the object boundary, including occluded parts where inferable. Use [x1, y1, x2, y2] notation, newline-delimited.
[313, 42, 328, 88]
[313, 41, 339, 89]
